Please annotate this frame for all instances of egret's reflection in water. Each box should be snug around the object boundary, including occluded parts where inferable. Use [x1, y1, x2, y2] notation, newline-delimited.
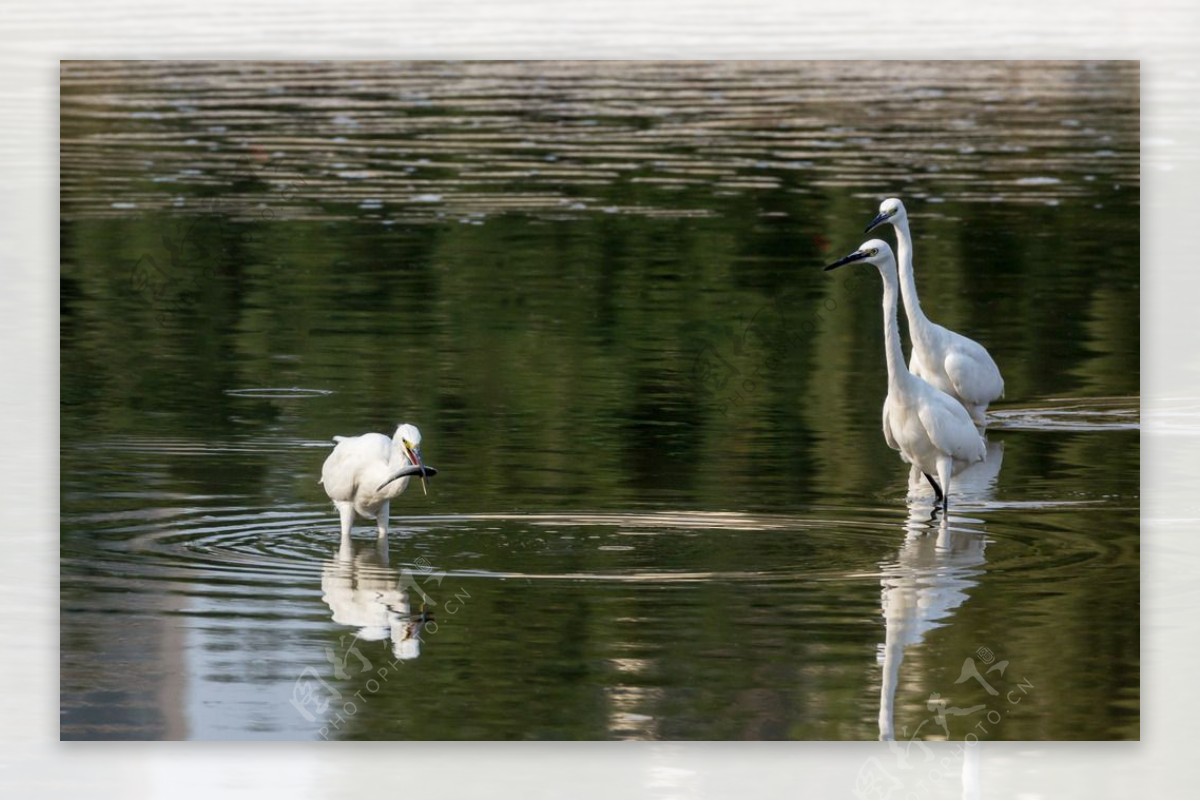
[905, 440, 1006, 511]
[320, 536, 429, 662]
[878, 441, 1003, 742]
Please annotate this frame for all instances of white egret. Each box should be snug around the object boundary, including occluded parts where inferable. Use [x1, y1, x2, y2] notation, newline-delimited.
[865, 198, 1004, 426]
[825, 241, 986, 510]
[319, 422, 437, 539]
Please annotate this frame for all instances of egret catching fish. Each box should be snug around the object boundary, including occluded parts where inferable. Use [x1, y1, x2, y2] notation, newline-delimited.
[825, 241, 986, 511]
[865, 198, 1004, 426]
[320, 422, 438, 539]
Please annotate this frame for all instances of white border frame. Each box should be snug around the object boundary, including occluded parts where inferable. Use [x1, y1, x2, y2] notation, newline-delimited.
[5, 0, 1196, 797]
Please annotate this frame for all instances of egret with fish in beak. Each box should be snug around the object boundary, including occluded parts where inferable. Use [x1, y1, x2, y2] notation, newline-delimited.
[320, 422, 439, 539]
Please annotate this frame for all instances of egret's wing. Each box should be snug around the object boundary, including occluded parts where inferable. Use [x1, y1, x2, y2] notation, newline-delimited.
[881, 395, 901, 452]
[943, 336, 1004, 406]
[320, 433, 392, 501]
[916, 392, 986, 464]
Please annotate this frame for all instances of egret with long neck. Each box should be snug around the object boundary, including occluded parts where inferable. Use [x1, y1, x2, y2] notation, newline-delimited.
[319, 422, 437, 540]
[825, 240, 986, 510]
[865, 198, 1004, 427]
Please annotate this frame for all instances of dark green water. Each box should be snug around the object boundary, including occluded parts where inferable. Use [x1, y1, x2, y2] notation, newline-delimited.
[60, 61, 1138, 740]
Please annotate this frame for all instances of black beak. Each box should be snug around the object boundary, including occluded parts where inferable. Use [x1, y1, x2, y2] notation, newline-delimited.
[824, 250, 868, 271]
[864, 211, 889, 234]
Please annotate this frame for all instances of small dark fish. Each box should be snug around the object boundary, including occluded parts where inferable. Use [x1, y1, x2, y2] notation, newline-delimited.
[376, 464, 438, 492]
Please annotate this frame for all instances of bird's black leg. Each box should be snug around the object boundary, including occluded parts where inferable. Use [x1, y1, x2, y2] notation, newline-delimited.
[923, 472, 944, 504]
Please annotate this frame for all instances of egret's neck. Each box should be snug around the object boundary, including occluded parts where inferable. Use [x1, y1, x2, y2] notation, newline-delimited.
[878, 262, 914, 392]
[893, 217, 929, 331]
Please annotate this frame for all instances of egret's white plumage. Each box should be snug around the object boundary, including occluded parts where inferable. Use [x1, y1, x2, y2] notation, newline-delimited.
[825, 240, 986, 509]
[865, 198, 1004, 426]
[320, 422, 429, 539]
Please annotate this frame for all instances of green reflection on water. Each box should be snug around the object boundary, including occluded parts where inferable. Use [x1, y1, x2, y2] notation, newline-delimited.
[60, 60, 1138, 741]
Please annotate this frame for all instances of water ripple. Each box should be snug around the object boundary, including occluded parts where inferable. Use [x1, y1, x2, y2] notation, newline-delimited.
[61, 61, 1138, 224]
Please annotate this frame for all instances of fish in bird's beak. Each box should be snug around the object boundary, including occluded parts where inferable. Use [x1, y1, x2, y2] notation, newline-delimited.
[863, 210, 890, 234]
[376, 439, 437, 494]
[824, 249, 870, 271]
[376, 463, 439, 491]
[404, 443, 429, 496]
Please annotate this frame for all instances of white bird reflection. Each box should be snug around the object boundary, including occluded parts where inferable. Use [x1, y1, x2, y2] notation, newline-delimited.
[877, 441, 1003, 742]
[320, 536, 429, 661]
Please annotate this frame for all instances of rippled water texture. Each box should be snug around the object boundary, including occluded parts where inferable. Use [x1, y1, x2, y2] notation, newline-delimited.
[60, 61, 1139, 740]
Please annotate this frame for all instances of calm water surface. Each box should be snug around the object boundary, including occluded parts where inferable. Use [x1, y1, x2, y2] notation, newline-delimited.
[60, 61, 1138, 740]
